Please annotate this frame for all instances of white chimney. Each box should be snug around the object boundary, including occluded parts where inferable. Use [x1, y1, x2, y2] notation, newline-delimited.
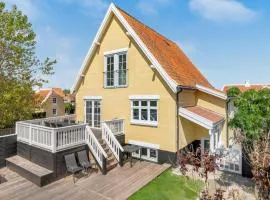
[245, 80, 250, 87]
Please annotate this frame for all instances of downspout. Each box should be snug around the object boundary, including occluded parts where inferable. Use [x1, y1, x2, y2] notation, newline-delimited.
[176, 85, 183, 162]
[226, 97, 233, 147]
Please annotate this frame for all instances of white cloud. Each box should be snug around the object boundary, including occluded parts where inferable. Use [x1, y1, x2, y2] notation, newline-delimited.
[4, 0, 40, 21]
[137, 0, 172, 15]
[58, 0, 109, 17]
[189, 0, 257, 22]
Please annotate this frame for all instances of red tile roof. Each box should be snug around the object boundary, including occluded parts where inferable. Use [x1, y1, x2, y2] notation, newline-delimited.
[223, 84, 270, 92]
[185, 106, 224, 124]
[35, 88, 65, 105]
[117, 7, 213, 89]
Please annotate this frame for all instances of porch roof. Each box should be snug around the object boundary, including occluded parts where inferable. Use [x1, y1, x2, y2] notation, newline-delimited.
[179, 106, 224, 130]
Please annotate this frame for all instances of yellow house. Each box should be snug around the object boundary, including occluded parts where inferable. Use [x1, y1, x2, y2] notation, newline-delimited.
[72, 3, 228, 164]
[35, 88, 65, 117]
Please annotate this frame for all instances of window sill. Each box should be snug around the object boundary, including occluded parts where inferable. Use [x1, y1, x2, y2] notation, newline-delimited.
[130, 120, 158, 127]
[104, 85, 128, 89]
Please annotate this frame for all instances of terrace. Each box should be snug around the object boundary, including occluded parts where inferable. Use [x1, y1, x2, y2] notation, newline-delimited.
[11, 115, 125, 186]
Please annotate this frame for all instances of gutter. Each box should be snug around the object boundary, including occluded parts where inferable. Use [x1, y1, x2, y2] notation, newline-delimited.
[176, 85, 196, 162]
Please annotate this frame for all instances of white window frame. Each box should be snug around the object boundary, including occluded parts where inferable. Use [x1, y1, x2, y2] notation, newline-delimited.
[84, 96, 102, 128]
[129, 96, 159, 127]
[52, 108, 57, 116]
[52, 97, 57, 104]
[132, 147, 158, 162]
[104, 48, 128, 88]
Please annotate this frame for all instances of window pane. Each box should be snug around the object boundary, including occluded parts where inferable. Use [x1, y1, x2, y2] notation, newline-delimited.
[133, 109, 139, 120]
[133, 101, 139, 106]
[141, 148, 147, 156]
[118, 53, 127, 86]
[150, 101, 157, 107]
[106, 56, 114, 86]
[150, 109, 157, 121]
[141, 101, 147, 106]
[150, 149, 157, 158]
[141, 109, 148, 120]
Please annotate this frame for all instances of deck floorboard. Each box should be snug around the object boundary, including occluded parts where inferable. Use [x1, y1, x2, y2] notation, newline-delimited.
[0, 160, 170, 200]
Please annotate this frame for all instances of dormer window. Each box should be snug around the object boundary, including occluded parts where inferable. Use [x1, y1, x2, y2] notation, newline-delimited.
[104, 49, 127, 88]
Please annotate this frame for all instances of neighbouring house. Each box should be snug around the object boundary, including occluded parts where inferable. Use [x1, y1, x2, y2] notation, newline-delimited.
[64, 94, 75, 105]
[222, 81, 270, 92]
[72, 4, 231, 166]
[10, 3, 243, 188]
[35, 88, 65, 117]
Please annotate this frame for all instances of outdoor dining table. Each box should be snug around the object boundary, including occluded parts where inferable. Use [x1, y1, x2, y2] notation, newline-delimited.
[123, 145, 141, 167]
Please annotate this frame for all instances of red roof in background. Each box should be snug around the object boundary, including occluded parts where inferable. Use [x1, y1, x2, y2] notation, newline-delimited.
[223, 84, 270, 92]
[35, 88, 65, 105]
[185, 106, 224, 124]
[117, 7, 213, 89]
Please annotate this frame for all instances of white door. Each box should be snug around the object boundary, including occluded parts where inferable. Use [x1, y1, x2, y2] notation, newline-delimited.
[85, 100, 101, 128]
[201, 137, 210, 154]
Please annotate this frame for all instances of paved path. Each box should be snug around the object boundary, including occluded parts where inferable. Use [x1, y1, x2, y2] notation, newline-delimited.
[0, 161, 170, 200]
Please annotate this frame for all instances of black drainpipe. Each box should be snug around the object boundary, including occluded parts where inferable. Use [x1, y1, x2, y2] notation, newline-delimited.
[176, 85, 183, 162]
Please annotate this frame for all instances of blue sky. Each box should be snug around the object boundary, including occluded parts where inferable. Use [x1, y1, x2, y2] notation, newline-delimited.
[4, 0, 270, 89]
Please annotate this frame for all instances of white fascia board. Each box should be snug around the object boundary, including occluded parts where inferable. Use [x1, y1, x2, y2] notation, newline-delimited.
[84, 96, 102, 100]
[41, 90, 52, 106]
[128, 140, 160, 149]
[112, 4, 178, 93]
[196, 84, 227, 100]
[129, 95, 160, 100]
[71, 4, 114, 94]
[71, 3, 178, 94]
[104, 47, 129, 56]
[179, 107, 213, 130]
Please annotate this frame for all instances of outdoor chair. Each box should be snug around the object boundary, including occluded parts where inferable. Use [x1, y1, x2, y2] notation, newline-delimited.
[64, 153, 83, 183]
[44, 121, 51, 127]
[50, 122, 57, 128]
[77, 150, 91, 173]
[56, 123, 63, 127]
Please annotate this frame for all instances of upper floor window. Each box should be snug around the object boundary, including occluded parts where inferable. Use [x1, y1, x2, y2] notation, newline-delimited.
[52, 97, 57, 104]
[104, 50, 127, 88]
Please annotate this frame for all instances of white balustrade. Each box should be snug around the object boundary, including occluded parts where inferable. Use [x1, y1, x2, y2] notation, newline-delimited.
[102, 122, 124, 162]
[104, 119, 124, 135]
[85, 126, 107, 167]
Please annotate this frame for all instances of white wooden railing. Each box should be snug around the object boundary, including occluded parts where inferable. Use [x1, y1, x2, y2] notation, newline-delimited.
[102, 122, 124, 162]
[86, 126, 107, 167]
[16, 116, 86, 153]
[55, 124, 86, 151]
[104, 119, 124, 135]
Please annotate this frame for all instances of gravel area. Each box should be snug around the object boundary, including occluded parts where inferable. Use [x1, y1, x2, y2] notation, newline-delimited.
[172, 165, 255, 200]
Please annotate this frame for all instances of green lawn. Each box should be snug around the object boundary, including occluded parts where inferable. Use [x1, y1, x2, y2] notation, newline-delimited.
[129, 170, 204, 200]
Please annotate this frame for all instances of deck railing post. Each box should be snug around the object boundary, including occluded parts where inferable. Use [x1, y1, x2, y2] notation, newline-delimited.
[29, 124, 32, 145]
[52, 129, 57, 153]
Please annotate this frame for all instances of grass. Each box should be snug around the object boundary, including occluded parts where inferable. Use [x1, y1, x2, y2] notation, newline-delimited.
[129, 169, 204, 200]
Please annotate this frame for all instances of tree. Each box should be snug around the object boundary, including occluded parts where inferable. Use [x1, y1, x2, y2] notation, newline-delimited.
[228, 87, 270, 199]
[65, 102, 75, 114]
[63, 89, 70, 95]
[0, 2, 56, 128]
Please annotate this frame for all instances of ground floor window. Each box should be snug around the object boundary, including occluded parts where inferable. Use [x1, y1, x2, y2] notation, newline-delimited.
[52, 108, 57, 116]
[132, 147, 158, 162]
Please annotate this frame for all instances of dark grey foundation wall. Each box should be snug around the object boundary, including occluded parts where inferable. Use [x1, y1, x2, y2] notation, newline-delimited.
[158, 149, 176, 164]
[0, 135, 17, 168]
[17, 142, 88, 179]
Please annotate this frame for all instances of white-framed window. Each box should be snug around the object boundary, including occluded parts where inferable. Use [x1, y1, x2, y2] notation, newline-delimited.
[132, 147, 158, 162]
[52, 108, 57, 116]
[130, 99, 158, 126]
[52, 97, 57, 104]
[104, 50, 127, 88]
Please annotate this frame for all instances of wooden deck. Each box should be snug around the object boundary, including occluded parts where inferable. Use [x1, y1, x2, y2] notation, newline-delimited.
[0, 161, 170, 200]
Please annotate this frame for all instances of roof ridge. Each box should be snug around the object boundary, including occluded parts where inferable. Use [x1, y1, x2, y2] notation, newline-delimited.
[116, 6, 176, 45]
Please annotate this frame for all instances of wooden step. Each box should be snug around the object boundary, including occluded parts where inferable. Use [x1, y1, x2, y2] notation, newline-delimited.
[6, 155, 54, 187]
[107, 160, 118, 171]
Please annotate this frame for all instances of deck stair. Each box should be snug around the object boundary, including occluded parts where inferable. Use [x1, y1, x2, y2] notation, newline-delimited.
[6, 155, 54, 187]
[99, 139, 118, 171]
